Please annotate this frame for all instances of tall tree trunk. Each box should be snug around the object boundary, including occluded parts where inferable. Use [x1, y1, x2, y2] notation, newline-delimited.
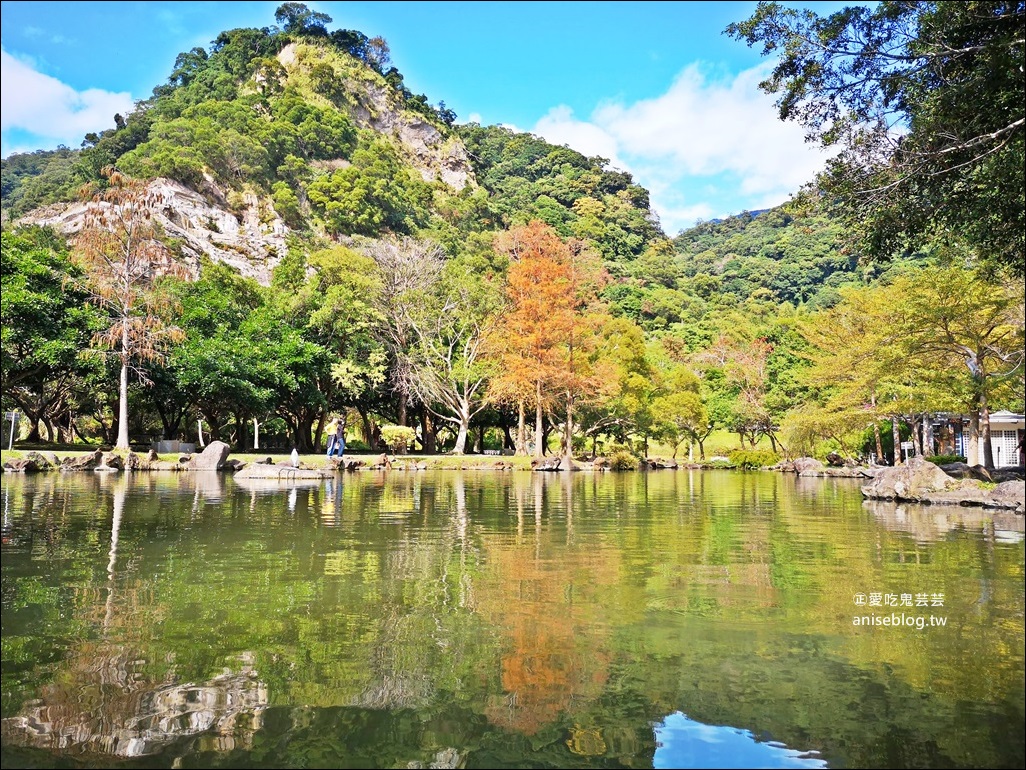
[966, 412, 981, 465]
[515, 400, 527, 456]
[543, 419, 555, 458]
[314, 412, 326, 452]
[296, 414, 317, 452]
[453, 407, 470, 455]
[23, 410, 42, 442]
[891, 417, 902, 465]
[563, 392, 575, 462]
[980, 387, 995, 469]
[534, 380, 544, 458]
[398, 395, 407, 427]
[116, 324, 130, 450]
[358, 408, 374, 449]
[871, 393, 884, 464]
[911, 415, 923, 456]
[420, 408, 436, 453]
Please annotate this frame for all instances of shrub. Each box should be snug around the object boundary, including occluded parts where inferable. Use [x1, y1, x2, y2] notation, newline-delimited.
[380, 425, 417, 454]
[605, 445, 639, 471]
[729, 449, 779, 470]
[925, 454, 967, 465]
[705, 459, 734, 469]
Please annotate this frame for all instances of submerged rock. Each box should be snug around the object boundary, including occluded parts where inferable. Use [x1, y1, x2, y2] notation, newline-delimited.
[235, 463, 334, 480]
[861, 456, 952, 500]
[792, 457, 825, 476]
[532, 456, 580, 471]
[62, 450, 104, 471]
[3, 458, 42, 473]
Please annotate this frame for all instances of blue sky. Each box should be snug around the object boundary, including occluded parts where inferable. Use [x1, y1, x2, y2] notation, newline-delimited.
[1, 1, 854, 234]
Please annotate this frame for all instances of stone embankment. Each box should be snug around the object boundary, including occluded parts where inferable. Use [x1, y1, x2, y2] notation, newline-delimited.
[2, 442, 374, 477]
[773, 455, 1024, 512]
[6, 446, 1024, 512]
[858, 456, 1023, 512]
[3, 442, 244, 474]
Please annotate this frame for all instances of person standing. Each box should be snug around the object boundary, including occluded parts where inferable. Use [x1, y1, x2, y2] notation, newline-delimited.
[325, 416, 339, 456]
[332, 418, 346, 459]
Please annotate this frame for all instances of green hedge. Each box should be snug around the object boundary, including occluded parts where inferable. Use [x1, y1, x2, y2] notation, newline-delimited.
[729, 449, 780, 470]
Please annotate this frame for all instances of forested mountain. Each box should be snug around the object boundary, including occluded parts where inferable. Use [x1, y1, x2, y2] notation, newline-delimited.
[0, 2, 879, 307]
[0, 8, 660, 274]
[2, 3, 1022, 466]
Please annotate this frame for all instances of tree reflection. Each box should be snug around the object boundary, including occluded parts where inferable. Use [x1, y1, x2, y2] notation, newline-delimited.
[0, 471, 1022, 768]
[479, 474, 618, 735]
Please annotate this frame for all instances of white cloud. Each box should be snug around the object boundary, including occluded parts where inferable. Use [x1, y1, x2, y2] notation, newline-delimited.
[1, 47, 135, 155]
[533, 105, 628, 172]
[532, 62, 832, 234]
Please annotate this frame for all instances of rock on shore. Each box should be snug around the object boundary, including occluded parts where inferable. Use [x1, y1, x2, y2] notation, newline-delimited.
[234, 463, 335, 480]
[861, 456, 1024, 512]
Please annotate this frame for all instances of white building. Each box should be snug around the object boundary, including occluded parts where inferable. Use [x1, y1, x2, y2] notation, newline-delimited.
[942, 410, 1025, 467]
[985, 411, 1025, 468]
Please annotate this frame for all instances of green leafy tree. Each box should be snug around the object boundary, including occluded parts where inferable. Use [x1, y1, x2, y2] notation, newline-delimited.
[899, 265, 1024, 467]
[275, 3, 332, 35]
[369, 238, 499, 454]
[1, 227, 101, 441]
[652, 366, 708, 460]
[162, 259, 275, 444]
[307, 141, 430, 236]
[727, 1, 1025, 276]
[795, 265, 1023, 466]
[576, 316, 656, 454]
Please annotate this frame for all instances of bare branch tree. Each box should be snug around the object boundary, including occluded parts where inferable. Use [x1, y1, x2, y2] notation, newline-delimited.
[70, 170, 187, 450]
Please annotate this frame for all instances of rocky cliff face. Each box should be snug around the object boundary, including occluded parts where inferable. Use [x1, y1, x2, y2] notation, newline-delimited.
[18, 176, 289, 285]
[16, 43, 478, 285]
[278, 43, 475, 191]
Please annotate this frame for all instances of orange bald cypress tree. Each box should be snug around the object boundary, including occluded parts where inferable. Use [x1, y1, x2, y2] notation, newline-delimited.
[488, 221, 607, 460]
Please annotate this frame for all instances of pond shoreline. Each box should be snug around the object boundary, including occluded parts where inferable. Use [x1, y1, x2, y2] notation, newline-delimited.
[4, 447, 1023, 513]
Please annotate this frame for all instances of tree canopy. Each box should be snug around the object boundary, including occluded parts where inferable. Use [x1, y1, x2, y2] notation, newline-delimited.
[727, 1, 1026, 277]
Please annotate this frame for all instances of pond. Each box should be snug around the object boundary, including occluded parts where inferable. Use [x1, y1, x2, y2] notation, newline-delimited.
[1, 469, 1023, 768]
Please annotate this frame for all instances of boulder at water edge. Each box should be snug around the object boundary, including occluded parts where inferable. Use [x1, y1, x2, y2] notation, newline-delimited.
[861, 456, 954, 501]
[188, 441, 232, 470]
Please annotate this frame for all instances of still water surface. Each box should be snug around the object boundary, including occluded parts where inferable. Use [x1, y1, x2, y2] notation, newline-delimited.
[1, 469, 1023, 768]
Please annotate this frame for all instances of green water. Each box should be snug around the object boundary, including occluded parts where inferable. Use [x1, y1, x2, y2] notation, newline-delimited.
[1, 470, 1023, 768]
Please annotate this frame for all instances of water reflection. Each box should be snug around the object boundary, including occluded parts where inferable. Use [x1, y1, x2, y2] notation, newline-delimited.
[864, 498, 1026, 543]
[0, 653, 268, 758]
[0, 470, 1022, 769]
[653, 711, 827, 769]
[104, 476, 126, 632]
